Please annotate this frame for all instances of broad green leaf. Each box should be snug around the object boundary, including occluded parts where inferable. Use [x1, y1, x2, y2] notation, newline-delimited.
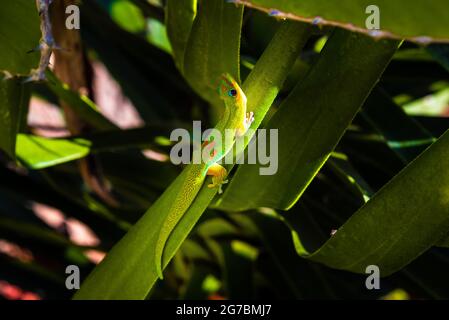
[0, 80, 30, 159]
[292, 128, 449, 276]
[216, 29, 399, 211]
[0, 0, 40, 75]
[16, 127, 174, 171]
[166, 0, 197, 71]
[16, 134, 91, 170]
[14, 126, 173, 171]
[240, 0, 449, 43]
[73, 21, 310, 300]
[183, 0, 243, 106]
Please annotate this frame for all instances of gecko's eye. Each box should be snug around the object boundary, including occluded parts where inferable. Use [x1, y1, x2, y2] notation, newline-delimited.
[228, 89, 237, 97]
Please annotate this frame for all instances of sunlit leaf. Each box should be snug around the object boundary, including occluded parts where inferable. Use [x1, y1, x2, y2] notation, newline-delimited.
[16, 134, 91, 170]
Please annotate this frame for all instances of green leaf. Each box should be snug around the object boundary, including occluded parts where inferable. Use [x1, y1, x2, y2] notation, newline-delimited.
[327, 156, 373, 202]
[215, 29, 399, 211]
[194, 217, 242, 239]
[85, 126, 174, 152]
[146, 19, 173, 54]
[16, 134, 91, 170]
[183, 0, 243, 105]
[240, 0, 449, 43]
[402, 86, 449, 117]
[110, 0, 146, 33]
[73, 20, 310, 300]
[166, 0, 197, 71]
[361, 88, 436, 163]
[0, 80, 30, 159]
[45, 70, 117, 131]
[0, 0, 40, 75]
[292, 128, 449, 276]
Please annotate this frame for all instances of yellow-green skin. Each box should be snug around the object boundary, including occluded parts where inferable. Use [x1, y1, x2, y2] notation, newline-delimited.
[155, 74, 251, 279]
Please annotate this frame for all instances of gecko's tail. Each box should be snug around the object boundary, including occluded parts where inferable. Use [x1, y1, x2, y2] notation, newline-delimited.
[155, 240, 165, 280]
[156, 263, 164, 280]
[153, 166, 205, 281]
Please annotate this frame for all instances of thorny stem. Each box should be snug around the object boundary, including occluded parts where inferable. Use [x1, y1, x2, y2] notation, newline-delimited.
[29, 0, 58, 82]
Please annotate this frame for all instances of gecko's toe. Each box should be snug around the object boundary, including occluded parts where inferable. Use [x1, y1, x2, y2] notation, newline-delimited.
[23, 74, 38, 84]
[245, 112, 255, 128]
[2, 71, 14, 81]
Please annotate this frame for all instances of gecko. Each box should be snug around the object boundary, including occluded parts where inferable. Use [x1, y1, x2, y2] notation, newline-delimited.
[154, 73, 254, 279]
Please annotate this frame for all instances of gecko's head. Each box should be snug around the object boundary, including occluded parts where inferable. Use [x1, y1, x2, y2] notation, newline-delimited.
[218, 73, 247, 107]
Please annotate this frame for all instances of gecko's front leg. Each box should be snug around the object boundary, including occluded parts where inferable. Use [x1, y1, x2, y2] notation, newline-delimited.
[236, 111, 255, 137]
[206, 163, 228, 194]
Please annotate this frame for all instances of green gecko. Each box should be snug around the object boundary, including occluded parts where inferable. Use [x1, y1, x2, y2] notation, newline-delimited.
[155, 73, 254, 279]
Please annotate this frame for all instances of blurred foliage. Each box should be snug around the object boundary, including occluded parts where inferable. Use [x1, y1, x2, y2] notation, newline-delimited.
[1, 0, 449, 300]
